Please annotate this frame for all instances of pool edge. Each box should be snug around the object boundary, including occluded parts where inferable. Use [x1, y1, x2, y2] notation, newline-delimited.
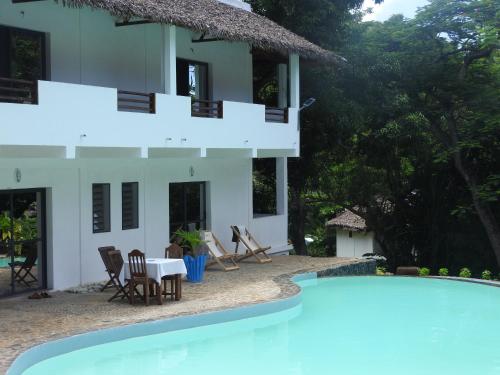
[8, 259, 374, 375]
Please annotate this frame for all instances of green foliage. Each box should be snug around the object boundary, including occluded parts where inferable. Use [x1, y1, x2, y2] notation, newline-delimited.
[482, 270, 492, 280]
[459, 268, 472, 278]
[438, 268, 449, 277]
[0, 211, 37, 255]
[419, 267, 430, 276]
[174, 230, 205, 256]
[376, 266, 386, 275]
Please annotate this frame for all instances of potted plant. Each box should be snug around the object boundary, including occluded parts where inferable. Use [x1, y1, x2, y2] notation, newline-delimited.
[175, 230, 208, 283]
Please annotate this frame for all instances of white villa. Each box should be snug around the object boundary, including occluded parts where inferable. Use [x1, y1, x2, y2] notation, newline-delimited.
[0, 0, 337, 295]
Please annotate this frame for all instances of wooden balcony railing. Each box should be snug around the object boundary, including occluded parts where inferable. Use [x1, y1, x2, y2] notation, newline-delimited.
[0, 77, 38, 105]
[117, 90, 156, 114]
[265, 107, 289, 123]
[191, 99, 223, 119]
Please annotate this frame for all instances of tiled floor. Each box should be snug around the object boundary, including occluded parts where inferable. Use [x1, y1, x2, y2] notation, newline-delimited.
[0, 256, 362, 373]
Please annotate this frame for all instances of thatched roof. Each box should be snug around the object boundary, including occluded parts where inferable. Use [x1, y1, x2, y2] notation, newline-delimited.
[55, 0, 343, 63]
[326, 210, 367, 232]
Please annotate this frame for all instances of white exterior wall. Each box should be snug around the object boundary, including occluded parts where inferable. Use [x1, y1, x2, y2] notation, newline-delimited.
[0, 157, 289, 289]
[336, 230, 374, 258]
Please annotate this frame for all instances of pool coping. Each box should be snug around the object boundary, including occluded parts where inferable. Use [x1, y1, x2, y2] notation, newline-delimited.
[7, 259, 375, 374]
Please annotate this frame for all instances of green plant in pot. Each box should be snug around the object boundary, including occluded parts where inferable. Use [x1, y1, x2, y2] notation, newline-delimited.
[175, 230, 208, 283]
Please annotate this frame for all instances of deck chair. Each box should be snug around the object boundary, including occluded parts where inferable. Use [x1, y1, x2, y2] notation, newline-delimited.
[202, 231, 239, 271]
[98, 246, 116, 292]
[230, 225, 272, 264]
[10, 245, 38, 287]
[128, 249, 162, 306]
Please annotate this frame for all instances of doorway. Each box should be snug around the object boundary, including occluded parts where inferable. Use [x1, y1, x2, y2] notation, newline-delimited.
[0, 189, 46, 297]
[169, 182, 207, 235]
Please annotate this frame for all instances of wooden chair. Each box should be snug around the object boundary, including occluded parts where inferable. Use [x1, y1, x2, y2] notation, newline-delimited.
[162, 244, 183, 301]
[230, 225, 272, 264]
[202, 231, 239, 271]
[106, 250, 134, 302]
[128, 249, 162, 305]
[10, 245, 38, 287]
[98, 246, 116, 292]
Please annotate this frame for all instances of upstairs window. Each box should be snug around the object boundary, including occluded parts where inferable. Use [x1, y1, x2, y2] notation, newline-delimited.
[176, 59, 209, 101]
[253, 158, 277, 217]
[92, 184, 110, 233]
[122, 182, 139, 230]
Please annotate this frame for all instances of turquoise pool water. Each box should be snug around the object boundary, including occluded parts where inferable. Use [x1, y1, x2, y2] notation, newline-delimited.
[22, 277, 500, 375]
[0, 257, 25, 268]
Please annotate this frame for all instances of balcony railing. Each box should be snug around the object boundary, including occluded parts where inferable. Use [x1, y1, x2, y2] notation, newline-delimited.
[265, 107, 289, 124]
[0, 77, 38, 105]
[191, 99, 223, 119]
[117, 90, 156, 114]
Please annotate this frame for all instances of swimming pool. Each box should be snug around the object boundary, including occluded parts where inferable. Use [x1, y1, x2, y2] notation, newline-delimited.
[18, 277, 500, 374]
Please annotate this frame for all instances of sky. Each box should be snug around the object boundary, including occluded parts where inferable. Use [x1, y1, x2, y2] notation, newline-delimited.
[363, 0, 430, 22]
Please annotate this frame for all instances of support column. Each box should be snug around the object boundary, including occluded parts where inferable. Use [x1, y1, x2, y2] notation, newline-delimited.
[162, 25, 177, 95]
[276, 157, 288, 217]
[278, 64, 288, 108]
[289, 54, 300, 109]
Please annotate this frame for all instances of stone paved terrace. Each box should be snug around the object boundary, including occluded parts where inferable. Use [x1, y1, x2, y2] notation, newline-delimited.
[0, 256, 372, 373]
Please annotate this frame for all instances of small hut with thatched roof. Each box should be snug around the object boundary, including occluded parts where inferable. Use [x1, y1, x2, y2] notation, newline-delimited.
[326, 210, 379, 258]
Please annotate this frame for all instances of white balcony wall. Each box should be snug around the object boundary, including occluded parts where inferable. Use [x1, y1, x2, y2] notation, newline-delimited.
[0, 81, 299, 156]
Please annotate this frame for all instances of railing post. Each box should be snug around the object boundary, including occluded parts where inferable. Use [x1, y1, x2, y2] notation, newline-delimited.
[284, 107, 289, 124]
[149, 93, 156, 114]
[32, 81, 39, 105]
[217, 100, 223, 119]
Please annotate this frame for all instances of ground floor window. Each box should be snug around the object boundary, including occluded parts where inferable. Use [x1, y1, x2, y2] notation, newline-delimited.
[169, 182, 206, 235]
[253, 158, 277, 217]
[122, 182, 139, 230]
[92, 183, 110, 233]
[0, 189, 46, 297]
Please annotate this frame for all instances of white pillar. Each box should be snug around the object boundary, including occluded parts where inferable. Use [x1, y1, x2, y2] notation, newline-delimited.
[289, 54, 300, 109]
[162, 25, 177, 95]
[276, 157, 288, 217]
[278, 64, 288, 108]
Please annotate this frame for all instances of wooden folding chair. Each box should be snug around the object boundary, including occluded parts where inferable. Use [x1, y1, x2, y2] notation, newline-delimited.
[203, 231, 239, 271]
[10, 246, 38, 287]
[106, 250, 133, 302]
[98, 246, 116, 292]
[128, 249, 162, 306]
[230, 225, 272, 264]
[162, 244, 183, 301]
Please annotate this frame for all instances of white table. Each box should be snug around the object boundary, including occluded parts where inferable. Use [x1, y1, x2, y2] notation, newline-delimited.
[122, 258, 187, 300]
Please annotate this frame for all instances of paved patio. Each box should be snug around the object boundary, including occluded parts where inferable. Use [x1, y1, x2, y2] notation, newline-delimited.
[0, 256, 366, 373]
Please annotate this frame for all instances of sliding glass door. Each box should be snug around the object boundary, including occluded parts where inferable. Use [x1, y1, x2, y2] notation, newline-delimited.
[0, 189, 46, 297]
[169, 182, 207, 235]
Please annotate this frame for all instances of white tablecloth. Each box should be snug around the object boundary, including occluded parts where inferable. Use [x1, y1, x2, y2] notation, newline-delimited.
[121, 258, 187, 285]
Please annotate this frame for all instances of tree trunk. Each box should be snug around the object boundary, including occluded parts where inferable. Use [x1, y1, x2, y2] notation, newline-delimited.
[289, 186, 307, 255]
[453, 151, 500, 267]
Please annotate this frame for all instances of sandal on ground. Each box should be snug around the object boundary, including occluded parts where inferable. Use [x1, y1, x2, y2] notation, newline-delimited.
[41, 292, 52, 298]
[28, 292, 42, 300]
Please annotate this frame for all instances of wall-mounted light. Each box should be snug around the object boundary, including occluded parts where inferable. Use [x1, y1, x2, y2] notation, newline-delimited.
[189, 166, 195, 177]
[14, 168, 22, 183]
[181, 138, 187, 142]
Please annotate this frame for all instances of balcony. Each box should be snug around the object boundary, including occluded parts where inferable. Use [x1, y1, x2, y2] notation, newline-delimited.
[0, 80, 299, 159]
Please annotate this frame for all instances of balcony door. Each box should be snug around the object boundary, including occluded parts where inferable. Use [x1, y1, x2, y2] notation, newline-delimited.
[0, 25, 46, 81]
[176, 59, 209, 101]
[169, 182, 207, 235]
[0, 189, 47, 297]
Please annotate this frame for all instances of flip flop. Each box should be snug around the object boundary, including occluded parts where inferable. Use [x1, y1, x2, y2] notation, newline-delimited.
[28, 292, 42, 300]
[41, 292, 52, 298]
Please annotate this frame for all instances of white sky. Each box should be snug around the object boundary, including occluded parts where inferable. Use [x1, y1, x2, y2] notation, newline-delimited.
[363, 0, 430, 21]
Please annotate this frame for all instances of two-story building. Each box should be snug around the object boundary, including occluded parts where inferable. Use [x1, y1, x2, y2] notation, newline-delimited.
[0, 0, 339, 296]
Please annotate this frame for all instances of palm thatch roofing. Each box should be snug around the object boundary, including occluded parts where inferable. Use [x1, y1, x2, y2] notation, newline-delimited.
[326, 210, 367, 232]
[55, 0, 342, 63]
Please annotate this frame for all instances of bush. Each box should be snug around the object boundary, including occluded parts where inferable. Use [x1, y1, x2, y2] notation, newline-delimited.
[459, 268, 472, 278]
[438, 268, 449, 277]
[481, 270, 492, 280]
[419, 267, 430, 276]
[376, 266, 386, 276]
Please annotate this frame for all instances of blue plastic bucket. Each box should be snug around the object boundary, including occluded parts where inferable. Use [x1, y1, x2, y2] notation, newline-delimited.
[183, 255, 207, 283]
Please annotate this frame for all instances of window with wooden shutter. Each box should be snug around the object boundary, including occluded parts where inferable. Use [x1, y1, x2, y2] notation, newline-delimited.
[92, 183, 110, 233]
[122, 182, 139, 230]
